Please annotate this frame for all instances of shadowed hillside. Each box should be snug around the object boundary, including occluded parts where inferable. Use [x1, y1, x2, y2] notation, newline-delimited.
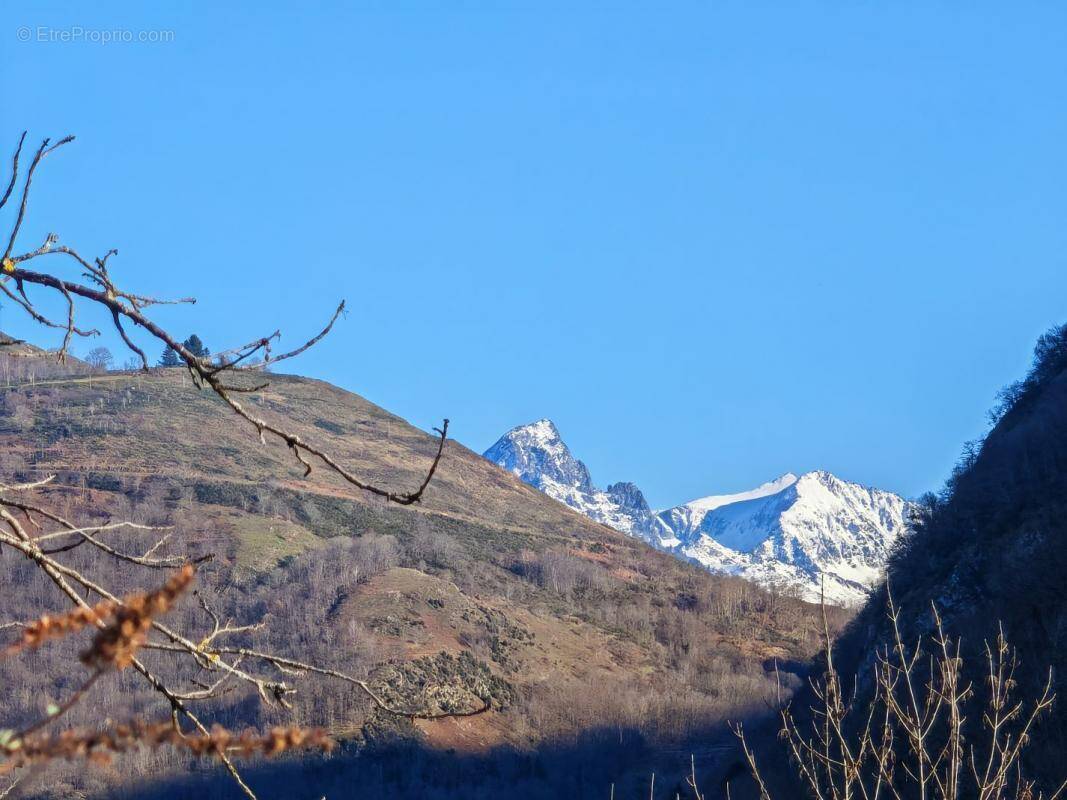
[0, 365, 840, 799]
[833, 323, 1067, 793]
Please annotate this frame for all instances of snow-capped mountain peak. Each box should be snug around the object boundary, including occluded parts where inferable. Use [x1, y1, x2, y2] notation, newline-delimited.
[660, 470, 908, 604]
[483, 422, 908, 605]
[661, 472, 799, 537]
[606, 481, 652, 515]
[685, 473, 799, 512]
[483, 420, 664, 541]
[483, 419, 593, 493]
[516, 418, 563, 448]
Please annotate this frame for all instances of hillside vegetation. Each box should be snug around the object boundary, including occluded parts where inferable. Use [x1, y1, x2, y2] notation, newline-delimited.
[833, 323, 1067, 794]
[0, 366, 840, 799]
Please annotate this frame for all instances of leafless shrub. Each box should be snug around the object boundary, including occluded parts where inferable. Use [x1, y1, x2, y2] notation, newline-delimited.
[2, 721, 333, 776]
[350, 534, 401, 577]
[408, 527, 462, 571]
[517, 549, 609, 598]
[733, 591, 1067, 800]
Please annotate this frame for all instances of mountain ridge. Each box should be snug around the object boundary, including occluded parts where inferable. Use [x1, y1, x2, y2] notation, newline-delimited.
[482, 418, 668, 542]
[484, 420, 908, 604]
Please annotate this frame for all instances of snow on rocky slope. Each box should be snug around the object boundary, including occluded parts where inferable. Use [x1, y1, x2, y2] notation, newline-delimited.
[483, 420, 909, 605]
[482, 419, 668, 541]
[661, 471, 908, 604]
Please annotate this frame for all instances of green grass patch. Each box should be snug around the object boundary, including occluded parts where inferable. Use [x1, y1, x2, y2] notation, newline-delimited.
[231, 514, 325, 572]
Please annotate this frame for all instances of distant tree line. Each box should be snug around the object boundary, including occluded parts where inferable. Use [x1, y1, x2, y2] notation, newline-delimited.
[987, 322, 1067, 427]
[159, 334, 209, 367]
[84, 335, 212, 371]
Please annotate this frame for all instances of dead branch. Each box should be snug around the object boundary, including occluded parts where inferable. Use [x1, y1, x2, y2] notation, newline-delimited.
[1, 132, 447, 504]
[1, 720, 333, 776]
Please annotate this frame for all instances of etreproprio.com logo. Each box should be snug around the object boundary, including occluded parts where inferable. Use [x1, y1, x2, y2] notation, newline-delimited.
[16, 26, 175, 44]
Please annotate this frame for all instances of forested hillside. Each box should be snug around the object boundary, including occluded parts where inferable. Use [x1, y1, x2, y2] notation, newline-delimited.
[834, 323, 1067, 793]
[0, 366, 840, 799]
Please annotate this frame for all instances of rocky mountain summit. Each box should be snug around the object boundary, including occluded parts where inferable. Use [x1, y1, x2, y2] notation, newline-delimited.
[484, 420, 909, 604]
[483, 419, 667, 541]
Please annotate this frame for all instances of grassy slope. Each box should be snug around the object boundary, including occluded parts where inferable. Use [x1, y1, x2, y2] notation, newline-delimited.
[2, 369, 628, 540]
[0, 368, 834, 798]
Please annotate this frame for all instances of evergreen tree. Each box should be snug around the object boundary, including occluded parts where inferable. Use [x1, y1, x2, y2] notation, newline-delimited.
[182, 334, 209, 358]
[159, 346, 180, 367]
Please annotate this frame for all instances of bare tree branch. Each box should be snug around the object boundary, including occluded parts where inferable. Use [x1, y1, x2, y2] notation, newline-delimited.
[1, 132, 448, 504]
[0, 131, 460, 799]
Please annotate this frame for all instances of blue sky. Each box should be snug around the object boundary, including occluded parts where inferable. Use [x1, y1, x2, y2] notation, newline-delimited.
[3, 3, 1066, 508]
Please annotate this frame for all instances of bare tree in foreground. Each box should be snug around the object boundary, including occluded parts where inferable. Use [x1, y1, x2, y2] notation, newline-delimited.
[0, 132, 466, 798]
[730, 591, 1067, 800]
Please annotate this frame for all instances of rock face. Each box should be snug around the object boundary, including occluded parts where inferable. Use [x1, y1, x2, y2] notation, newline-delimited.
[482, 419, 593, 492]
[484, 420, 909, 605]
[482, 420, 667, 542]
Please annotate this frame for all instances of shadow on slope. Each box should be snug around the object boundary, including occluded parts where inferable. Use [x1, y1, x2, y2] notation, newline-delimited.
[99, 716, 781, 800]
[834, 322, 1067, 792]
